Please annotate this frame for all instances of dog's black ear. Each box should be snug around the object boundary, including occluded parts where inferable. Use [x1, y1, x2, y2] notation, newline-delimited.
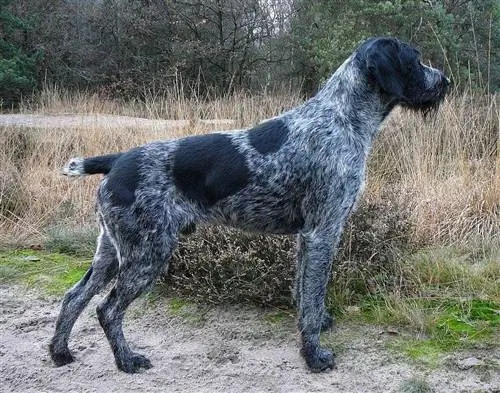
[364, 38, 406, 98]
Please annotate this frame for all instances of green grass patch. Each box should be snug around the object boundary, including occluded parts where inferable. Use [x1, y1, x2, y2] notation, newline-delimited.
[0, 249, 91, 295]
[367, 297, 499, 365]
[435, 299, 499, 341]
[330, 246, 499, 364]
[262, 309, 294, 325]
[392, 338, 448, 368]
[167, 297, 193, 314]
[161, 296, 208, 325]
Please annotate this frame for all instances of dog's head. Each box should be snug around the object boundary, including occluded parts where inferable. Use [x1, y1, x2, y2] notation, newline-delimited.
[356, 37, 450, 114]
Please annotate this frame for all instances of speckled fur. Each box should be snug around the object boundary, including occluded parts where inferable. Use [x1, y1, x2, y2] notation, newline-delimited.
[50, 37, 449, 373]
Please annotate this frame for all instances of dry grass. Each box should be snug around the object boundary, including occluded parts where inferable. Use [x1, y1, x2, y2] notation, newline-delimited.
[1, 89, 498, 249]
[0, 89, 498, 312]
[369, 93, 499, 248]
[20, 83, 302, 125]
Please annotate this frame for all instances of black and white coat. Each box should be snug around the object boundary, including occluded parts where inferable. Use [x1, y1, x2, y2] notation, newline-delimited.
[51, 37, 449, 373]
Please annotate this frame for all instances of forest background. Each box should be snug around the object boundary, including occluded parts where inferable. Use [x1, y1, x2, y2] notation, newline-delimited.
[1, 0, 499, 106]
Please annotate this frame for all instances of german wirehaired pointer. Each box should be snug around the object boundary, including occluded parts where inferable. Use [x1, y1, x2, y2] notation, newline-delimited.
[50, 37, 449, 373]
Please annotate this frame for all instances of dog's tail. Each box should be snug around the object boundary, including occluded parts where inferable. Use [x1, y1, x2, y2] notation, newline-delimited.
[62, 153, 122, 177]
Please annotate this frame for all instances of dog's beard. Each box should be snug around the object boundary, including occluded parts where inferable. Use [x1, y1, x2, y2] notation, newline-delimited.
[401, 86, 448, 117]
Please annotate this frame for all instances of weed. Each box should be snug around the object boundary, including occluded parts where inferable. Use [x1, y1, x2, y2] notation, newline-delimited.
[44, 224, 98, 257]
[399, 377, 434, 393]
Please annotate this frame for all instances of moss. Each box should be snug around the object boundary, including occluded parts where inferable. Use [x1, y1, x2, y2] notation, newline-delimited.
[391, 339, 445, 368]
[380, 297, 499, 365]
[0, 249, 91, 295]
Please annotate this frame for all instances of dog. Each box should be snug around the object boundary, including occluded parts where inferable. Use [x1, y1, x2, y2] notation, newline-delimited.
[50, 37, 449, 373]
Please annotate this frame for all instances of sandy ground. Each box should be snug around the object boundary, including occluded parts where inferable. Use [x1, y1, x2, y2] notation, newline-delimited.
[0, 285, 498, 393]
[0, 113, 235, 131]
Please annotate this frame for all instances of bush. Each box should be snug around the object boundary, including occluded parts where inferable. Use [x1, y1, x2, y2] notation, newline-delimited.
[44, 224, 98, 258]
[167, 227, 296, 307]
[165, 194, 413, 308]
[326, 194, 414, 312]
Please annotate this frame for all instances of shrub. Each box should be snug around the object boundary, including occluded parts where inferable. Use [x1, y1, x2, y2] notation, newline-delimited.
[165, 193, 413, 308]
[167, 227, 296, 307]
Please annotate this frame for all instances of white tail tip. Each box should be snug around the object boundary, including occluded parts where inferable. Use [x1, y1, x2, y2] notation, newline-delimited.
[62, 158, 85, 177]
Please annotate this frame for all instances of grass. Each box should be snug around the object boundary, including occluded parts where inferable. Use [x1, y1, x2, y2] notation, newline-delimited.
[0, 87, 498, 364]
[0, 249, 91, 295]
[399, 377, 434, 393]
[388, 298, 499, 366]
[337, 247, 500, 364]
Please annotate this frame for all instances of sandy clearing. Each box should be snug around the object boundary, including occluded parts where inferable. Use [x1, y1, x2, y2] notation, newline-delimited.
[0, 285, 498, 393]
[0, 113, 235, 131]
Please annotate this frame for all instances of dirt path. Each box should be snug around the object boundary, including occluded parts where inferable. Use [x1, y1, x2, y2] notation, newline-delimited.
[0, 113, 235, 130]
[0, 113, 190, 130]
[0, 285, 498, 393]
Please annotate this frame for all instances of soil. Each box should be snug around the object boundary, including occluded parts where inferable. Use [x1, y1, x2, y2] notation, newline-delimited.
[0, 285, 498, 393]
[0, 113, 235, 131]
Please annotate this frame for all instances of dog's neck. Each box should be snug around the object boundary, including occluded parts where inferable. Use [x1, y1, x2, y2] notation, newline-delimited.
[310, 55, 392, 141]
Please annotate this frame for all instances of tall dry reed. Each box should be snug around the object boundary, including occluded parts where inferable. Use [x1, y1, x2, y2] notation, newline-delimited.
[1, 89, 498, 251]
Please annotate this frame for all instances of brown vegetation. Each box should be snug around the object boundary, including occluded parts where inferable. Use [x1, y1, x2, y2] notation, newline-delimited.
[0, 89, 498, 307]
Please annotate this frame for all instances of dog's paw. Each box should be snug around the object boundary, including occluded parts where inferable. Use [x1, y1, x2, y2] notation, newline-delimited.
[301, 345, 336, 373]
[50, 345, 75, 367]
[117, 352, 153, 373]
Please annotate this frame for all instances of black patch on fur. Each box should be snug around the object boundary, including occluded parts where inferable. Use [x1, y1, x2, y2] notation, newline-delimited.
[248, 119, 289, 154]
[105, 149, 140, 207]
[83, 153, 122, 175]
[173, 133, 250, 206]
[180, 223, 196, 235]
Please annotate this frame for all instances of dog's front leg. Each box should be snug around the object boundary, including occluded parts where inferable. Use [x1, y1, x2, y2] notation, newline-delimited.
[297, 231, 337, 372]
[295, 234, 335, 332]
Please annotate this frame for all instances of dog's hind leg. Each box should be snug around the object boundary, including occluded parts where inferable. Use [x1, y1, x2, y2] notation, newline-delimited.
[50, 222, 119, 366]
[96, 229, 177, 373]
